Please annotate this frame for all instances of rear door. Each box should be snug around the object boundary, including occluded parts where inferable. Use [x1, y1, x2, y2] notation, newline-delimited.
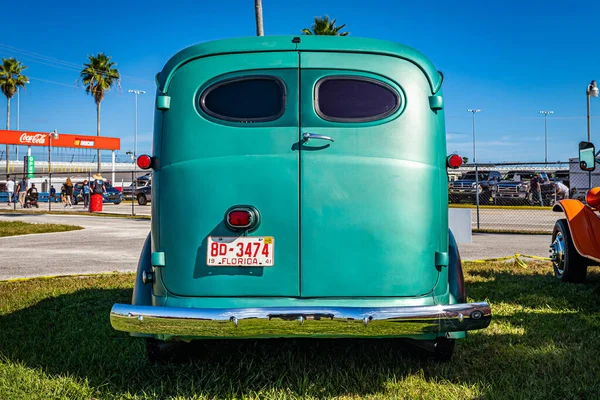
[299, 52, 442, 297]
[159, 52, 300, 297]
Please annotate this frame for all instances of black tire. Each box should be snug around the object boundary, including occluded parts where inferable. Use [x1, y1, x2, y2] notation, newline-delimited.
[433, 338, 456, 362]
[478, 191, 492, 205]
[146, 338, 189, 364]
[137, 194, 147, 206]
[551, 219, 589, 282]
[114, 201, 121, 205]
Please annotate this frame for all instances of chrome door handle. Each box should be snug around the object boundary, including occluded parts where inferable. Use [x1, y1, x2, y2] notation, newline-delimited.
[302, 132, 334, 143]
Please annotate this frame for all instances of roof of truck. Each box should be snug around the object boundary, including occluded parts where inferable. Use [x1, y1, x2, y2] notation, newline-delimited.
[157, 36, 443, 94]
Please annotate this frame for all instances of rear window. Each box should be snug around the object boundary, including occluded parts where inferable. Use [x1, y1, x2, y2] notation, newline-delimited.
[200, 76, 286, 122]
[315, 77, 400, 122]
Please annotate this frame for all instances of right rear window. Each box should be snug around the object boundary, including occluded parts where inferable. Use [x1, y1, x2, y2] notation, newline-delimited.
[200, 76, 286, 122]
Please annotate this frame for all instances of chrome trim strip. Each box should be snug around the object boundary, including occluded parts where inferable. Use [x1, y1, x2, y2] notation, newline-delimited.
[110, 302, 491, 338]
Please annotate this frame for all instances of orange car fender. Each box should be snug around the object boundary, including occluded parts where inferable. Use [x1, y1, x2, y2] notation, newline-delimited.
[553, 199, 600, 263]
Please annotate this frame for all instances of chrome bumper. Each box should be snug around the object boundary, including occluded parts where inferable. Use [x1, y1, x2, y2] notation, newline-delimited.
[110, 302, 491, 338]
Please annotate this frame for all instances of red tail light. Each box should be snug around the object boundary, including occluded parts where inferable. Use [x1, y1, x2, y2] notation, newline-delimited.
[447, 154, 463, 169]
[228, 210, 252, 227]
[225, 206, 260, 231]
[137, 155, 152, 169]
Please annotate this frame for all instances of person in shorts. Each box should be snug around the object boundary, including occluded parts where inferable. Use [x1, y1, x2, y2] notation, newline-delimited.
[5, 176, 14, 206]
[82, 179, 91, 208]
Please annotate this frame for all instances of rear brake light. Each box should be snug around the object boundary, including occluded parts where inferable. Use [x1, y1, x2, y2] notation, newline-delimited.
[137, 155, 152, 169]
[447, 154, 463, 169]
[225, 206, 260, 232]
[228, 210, 252, 227]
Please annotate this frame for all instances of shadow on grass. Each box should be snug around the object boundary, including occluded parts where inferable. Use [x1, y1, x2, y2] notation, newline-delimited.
[0, 272, 599, 398]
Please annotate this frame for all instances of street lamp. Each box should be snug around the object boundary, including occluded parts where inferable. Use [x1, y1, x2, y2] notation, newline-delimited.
[17, 81, 31, 164]
[586, 81, 598, 189]
[127, 89, 146, 161]
[539, 110, 554, 163]
[468, 108, 482, 228]
[587, 80, 598, 142]
[467, 109, 481, 163]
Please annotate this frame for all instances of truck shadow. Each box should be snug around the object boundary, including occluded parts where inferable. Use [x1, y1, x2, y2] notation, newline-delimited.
[0, 270, 598, 398]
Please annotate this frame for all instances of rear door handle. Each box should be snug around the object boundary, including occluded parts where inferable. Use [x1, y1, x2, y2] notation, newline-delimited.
[302, 132, 334, 143]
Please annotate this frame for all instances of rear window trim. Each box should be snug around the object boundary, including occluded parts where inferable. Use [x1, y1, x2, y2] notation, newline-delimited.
[314, 75, 401, 123]
[199, 75, 287, 123]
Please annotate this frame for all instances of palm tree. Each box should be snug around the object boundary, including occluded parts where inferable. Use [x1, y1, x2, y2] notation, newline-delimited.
[255, 0, 264, 36]
[0, 58, 29, 174]
[302, 15, 349, 36]
[79, 53, 120, 172]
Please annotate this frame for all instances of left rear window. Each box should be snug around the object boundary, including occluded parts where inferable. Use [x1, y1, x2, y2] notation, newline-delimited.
[200, 76, 286, 122]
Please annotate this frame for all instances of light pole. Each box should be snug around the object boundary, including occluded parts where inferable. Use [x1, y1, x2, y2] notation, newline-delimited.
[17, 81, 31, 164]
[127, 89, 146, 161]
[586, 81, 598, 189]
[539, 110, 554, 164]
[468, 109, 481, 228]
[47, 129, 58, 211]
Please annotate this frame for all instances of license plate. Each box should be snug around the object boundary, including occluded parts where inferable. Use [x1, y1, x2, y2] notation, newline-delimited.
[207, 236, 274, 267]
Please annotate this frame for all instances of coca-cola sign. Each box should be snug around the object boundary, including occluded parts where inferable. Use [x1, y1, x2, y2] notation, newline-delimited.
[19, 133, 47, 145]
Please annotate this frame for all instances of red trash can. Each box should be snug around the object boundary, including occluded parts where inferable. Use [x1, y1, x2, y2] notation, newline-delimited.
[90, 193, 103, 212]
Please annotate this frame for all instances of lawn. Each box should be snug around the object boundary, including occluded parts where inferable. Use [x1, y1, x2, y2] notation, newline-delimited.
[0, 262, 599, 399]
[0, 221, 83, 238]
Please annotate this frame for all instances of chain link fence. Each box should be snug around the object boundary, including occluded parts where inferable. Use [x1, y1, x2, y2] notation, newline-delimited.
[448, 161, 600, 233]
[2, 161, 599, 233]
[0, 170, 150, 216]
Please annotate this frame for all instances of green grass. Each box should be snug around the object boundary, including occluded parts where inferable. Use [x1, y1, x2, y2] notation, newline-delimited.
[449, 203, 554, 210]
[473, 228, 551, 235]
[0, 209, 150, 219]
[0, 221, 83, 238]
[1, 263, 599, 399]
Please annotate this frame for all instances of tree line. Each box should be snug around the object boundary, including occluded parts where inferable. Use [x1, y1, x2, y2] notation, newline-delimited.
[0, 13, 348, 173]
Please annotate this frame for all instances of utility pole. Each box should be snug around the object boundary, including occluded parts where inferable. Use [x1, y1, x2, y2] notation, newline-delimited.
[539, 110, 554, 164]
[127, 90, 146, 160]
[468, 109, 481, 229]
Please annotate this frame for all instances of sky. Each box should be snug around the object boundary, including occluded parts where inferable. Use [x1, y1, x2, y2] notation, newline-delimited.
[2, 0, 600, 164]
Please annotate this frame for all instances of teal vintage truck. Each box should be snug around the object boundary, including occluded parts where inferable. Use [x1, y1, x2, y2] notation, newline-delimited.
[110, 36, 491, 362]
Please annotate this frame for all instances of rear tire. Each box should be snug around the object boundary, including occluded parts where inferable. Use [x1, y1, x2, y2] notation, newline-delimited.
[551, 219, 589, 282]
[433, 338, 456, 362]
[137, 194, 147, 206]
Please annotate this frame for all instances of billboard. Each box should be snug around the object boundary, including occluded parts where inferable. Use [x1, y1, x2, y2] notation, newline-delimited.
[0, 130, 120, 151]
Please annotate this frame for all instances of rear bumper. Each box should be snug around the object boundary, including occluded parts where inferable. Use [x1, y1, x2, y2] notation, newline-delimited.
[110, 302, 491, 338]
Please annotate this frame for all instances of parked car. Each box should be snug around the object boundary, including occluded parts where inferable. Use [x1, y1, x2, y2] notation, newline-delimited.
[122, 173, 151, 200]
[493, 170, 554, 205]
[109, 35, 491, 362]
[448, 170, 502, 204]
[134, 182, 152, 205]
[73, 180, 122, 205]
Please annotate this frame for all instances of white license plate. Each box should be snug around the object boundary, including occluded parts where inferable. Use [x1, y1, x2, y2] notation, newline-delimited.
[207, 236, 274, 267]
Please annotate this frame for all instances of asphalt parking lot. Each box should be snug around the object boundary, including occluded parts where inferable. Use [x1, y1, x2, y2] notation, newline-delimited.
[0, 213, 552, 280]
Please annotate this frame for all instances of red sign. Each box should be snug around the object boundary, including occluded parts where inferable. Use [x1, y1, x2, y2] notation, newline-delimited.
[0, 130, 120, 151]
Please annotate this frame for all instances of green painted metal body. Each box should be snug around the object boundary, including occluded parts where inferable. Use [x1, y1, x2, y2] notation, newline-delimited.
[142, 36, 458, 339]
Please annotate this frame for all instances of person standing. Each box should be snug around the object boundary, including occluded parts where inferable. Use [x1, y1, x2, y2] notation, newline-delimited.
[92, 174, 106, 195]
[17, 177, 27, 208]
[64, 177, 74, 208]
[5, 176, 14, 206]
[529, 173, 543, 206]
[82, 179, 91, 208]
